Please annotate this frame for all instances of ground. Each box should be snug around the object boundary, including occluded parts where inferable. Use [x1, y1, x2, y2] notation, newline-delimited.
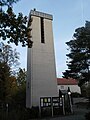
[30, 97, 90, 120]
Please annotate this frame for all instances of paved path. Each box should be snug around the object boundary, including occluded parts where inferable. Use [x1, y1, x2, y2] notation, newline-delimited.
[45, 108, 90, 120]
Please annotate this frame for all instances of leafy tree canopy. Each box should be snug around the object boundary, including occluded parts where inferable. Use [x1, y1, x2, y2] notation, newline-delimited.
[63, 21, 90, 86]
[0, 0, 19, 7]
[0, 0, 33, 47]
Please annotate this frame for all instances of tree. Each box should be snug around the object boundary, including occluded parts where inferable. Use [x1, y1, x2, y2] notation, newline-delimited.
[0, 62, 18, 104]
[63, 21, 90, 86]
[0, 62, 11, 103]
[0, 43, 20, 105]
[16, 68, 26, 86]
[0, 42, 20, 74]
[12, 68, 26, 107]
[86, 83, 90, 99]
[0, 0, 33, 47]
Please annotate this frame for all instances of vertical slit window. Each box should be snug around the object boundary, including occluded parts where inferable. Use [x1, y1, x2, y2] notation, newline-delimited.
[41, 17, 45, 43]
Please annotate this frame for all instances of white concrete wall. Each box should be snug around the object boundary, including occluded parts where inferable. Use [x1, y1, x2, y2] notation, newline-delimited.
[26, 12, 58, 108]
[57, 85, 81, 94]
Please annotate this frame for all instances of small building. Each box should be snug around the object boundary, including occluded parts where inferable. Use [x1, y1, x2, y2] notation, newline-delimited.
[57, 78, 81, 94]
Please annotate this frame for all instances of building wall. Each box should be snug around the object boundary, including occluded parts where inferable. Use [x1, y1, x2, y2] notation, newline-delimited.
[26, 10, 58, 108]
[57, 85, 81, 94]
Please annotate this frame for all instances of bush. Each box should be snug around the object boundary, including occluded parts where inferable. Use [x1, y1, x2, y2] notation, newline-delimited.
[85, 112, 90, 120]
[71, 92, 82, 98]
[0, 108, 31, 120]
[0, 106, 39, 120]
[41, 107, 52, 117]
[29, 106, 39, 119]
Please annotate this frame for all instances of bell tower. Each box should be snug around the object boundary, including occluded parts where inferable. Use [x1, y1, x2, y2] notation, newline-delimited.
[26, 9, 58, 108]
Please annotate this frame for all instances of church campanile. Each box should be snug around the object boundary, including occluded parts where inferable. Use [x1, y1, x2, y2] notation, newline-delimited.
[26, 9, 58, 108]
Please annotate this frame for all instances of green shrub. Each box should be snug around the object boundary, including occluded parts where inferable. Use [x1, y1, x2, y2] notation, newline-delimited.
[0, 107, 39, 120]
[29, 106, 39, 119]
[85, 112, 90, 120]
[71, 92, 82, 98]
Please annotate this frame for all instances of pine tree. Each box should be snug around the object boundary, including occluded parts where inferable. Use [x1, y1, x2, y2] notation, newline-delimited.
[63, 21, 90, 86]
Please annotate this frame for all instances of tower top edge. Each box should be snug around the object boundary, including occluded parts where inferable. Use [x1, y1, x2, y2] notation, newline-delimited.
[30, 10, 53, 20]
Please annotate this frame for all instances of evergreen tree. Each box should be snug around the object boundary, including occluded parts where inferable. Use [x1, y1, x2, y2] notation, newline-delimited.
[63, 21, 90, 86]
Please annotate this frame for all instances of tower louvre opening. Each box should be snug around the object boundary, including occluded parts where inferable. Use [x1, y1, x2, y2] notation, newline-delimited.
[41, 17, 45, 43]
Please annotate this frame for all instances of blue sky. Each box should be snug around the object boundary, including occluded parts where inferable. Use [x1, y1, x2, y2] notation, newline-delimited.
[12, 0, 90, 77]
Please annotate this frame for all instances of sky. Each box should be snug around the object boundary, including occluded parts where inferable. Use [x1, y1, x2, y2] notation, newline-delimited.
[11, 0, 90, 77]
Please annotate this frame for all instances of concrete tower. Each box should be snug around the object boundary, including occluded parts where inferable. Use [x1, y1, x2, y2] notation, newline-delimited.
[26, 9, 58, 108]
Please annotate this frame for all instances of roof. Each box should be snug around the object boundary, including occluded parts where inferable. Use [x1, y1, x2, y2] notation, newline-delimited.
[57, 78, 78, 85]
[30, 10, 53, 20]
